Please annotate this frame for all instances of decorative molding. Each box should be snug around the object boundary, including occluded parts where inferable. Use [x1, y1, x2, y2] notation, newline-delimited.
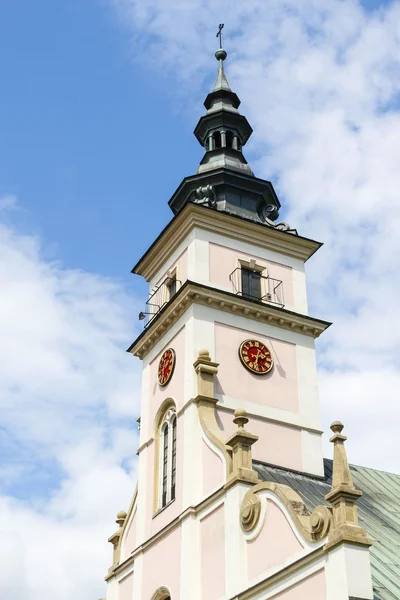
[193, 184, 217, 208]
[229, 554, 325, 600]
[105, 482, 232, 581]
[195, 395, 232, 476]
[128, 281, 331, 359]
[133, 203, 322, 281]
[240, 482, 332, 543]
[151, 586, 171, 600]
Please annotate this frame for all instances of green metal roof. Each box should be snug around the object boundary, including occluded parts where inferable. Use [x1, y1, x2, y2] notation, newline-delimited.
[253, 459, 400, 600]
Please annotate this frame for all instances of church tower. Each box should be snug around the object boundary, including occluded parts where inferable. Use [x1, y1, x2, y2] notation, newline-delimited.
[104, 44, 374, 600]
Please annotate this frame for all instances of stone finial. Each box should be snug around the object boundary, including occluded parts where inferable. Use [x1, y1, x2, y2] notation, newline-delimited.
[108, 510, 127, 572]
[324, 421, 372, 551]
[225, 408, 259, 487]
[116, 510, 127, 528]
[193, 349, 219, 399]
[233, 408, 249, 429]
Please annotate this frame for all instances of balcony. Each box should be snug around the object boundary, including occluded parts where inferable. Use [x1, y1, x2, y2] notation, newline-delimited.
[229, 268, 284, 308]
[139, 276, 182, 328]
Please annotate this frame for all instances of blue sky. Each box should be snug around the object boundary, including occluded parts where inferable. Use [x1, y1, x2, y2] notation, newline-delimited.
[1, 1, 400, 598]
[0, 0, 201, 284]
[0, 0, 390, 280]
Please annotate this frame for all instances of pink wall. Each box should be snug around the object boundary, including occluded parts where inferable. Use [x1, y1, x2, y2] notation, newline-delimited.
[122, 508, 137, 560]
[217, 408, 303, 471]
[271, 570, 326, 599]
[154, 248, 188, 288]
[247, 499, 303, 581]
[209, 243, 294, 310]
[200, 505, 226, 600]
[202, 438, 225, 496]
[148, 326, 186, 439]
[215, 323, 299, 414]
[118, 572, 134, 600]
[142, 526, 182, 600]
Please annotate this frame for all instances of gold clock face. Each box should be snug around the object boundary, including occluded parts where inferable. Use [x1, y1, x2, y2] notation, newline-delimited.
[158, 348, 176, 386]
[239, 339, 273, 375]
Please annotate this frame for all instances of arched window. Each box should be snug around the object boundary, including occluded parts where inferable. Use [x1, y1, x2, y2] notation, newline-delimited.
[159, 407, 177, 509]
[151, 587, 171, 600]
[225, 130, 234, 148]
[212, 131, 222, 149]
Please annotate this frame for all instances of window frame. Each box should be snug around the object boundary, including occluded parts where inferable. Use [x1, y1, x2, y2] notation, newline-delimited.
[157, 406, 177, 511]
[238, 258, 269, 302]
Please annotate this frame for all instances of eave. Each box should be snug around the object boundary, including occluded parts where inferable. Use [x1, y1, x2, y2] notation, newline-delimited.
[132, 203, 322, 282]
[127, 281, 331, 359]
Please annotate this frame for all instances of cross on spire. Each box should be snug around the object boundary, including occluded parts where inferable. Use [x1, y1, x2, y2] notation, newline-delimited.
[216, 23, 224, 49]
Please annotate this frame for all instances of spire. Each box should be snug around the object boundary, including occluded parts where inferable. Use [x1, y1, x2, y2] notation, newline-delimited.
[168, 31, 284, 230]
[213, 48, 231, 93]
[324, 421, 372, 551]
[194, 42, 253, 176]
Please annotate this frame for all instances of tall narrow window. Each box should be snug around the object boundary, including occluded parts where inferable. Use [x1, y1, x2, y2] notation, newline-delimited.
[241, 268, 262, 300]
[162, 424, 169, 508]
[171, 416, 177, 501]
[159, 407, 177, 510]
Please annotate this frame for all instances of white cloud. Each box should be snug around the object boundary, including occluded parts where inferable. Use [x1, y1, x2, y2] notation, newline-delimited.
[0, 194, 18, 211]
[3, 2, 400, 598]
[0, 214, 141, 599]
[111, 0, 400, 472]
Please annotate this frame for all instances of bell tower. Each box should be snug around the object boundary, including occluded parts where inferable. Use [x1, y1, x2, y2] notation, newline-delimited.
[103, 42, 374, 600]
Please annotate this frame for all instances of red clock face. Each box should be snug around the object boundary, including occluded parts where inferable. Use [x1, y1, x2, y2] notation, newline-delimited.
[239, 339, 273, 375]
[158, 348, 176, 386]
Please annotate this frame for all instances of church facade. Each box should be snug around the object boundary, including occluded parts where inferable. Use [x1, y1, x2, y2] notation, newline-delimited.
[102, 46, 399, 600]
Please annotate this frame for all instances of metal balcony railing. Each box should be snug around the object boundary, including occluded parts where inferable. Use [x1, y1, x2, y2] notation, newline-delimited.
[229, 268, 284, 308]
[139, 277, 182, 327]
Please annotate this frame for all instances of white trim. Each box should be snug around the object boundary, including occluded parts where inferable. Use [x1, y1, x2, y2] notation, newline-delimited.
[180, 513, 201, 600]
[197, 496, 225, 522]
[149, 230, 194, 290]
[242, 490, 320, 551]
[138, 363, 151, 448]
[189, 235, 210, 284]
[224, 483, 249, 597]
[248, 560, 325, 600]
[301, 429, 324, 477]
[135, 445, 148, 548]
[325, 543, 374, 600]
[130, 552, 143, 600]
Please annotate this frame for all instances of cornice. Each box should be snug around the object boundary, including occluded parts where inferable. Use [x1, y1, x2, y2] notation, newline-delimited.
[231, 551, 325, 600]
[132, 203, 322, 282]
[127, 281, 331, 359]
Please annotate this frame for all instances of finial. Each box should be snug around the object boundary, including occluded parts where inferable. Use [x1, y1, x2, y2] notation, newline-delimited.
[215, 24, 227, 61]
[216, 23, 224, 48]
[233, 408, 249, 429]
[215, 48, 227, 61]
[324, 420, 372, 550]
[198, 348, 211, 360]
[116, 510, 127, 527]
[330, 421, 344, 435]
[226, 408, 259, 485]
